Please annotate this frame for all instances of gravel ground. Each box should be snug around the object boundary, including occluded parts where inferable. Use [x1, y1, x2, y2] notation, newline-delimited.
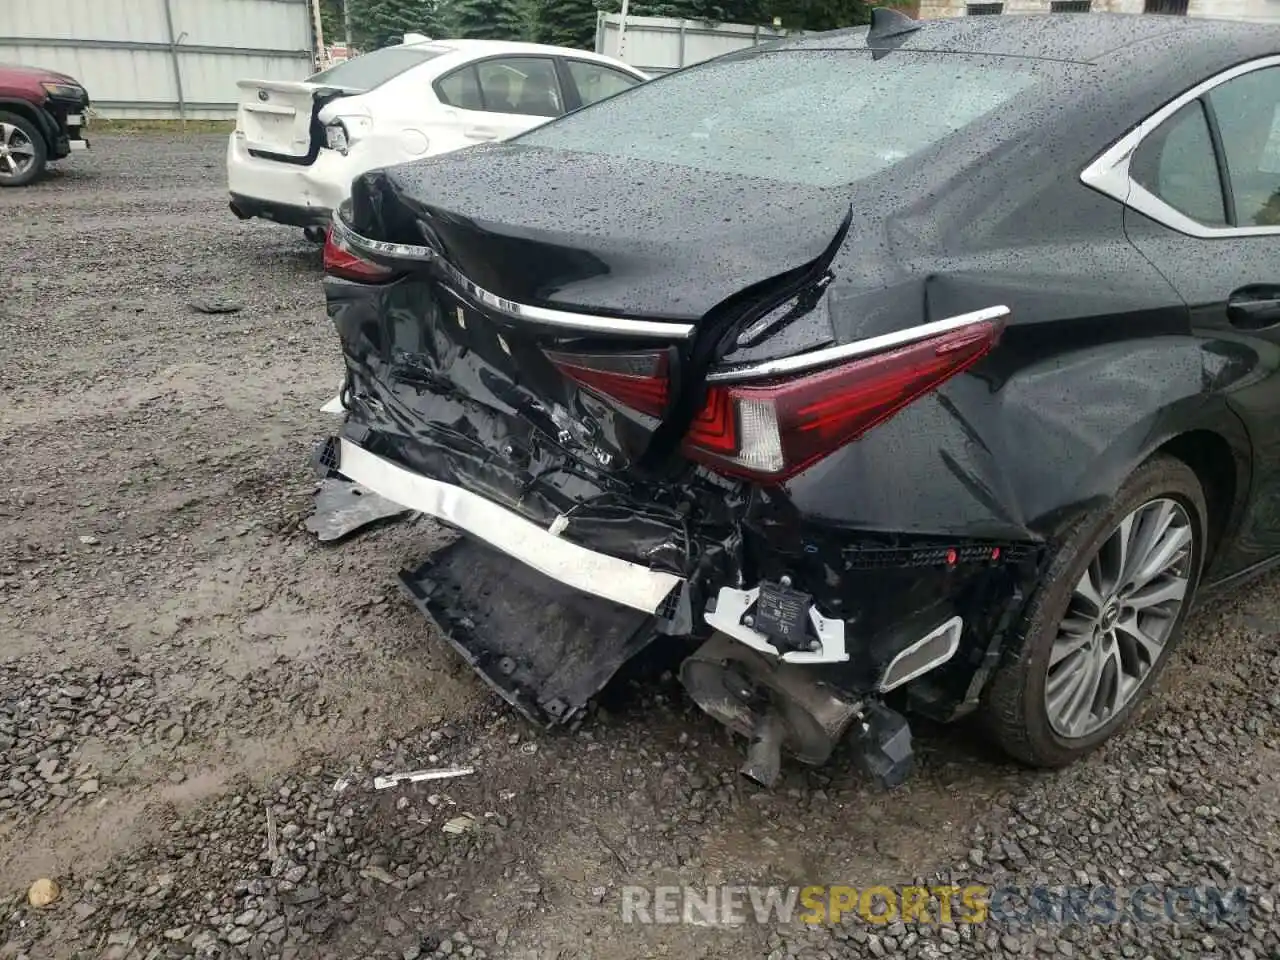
[1, 135, 1279, 960]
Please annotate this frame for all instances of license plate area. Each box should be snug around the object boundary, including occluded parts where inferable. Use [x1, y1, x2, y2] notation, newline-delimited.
[242, 105, 308, 155]
[245, 111, 293, 137]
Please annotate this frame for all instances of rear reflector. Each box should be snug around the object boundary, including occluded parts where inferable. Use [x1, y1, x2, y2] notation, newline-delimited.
[323, 224, 396, 283]
[683, 318, 1003, 482]
[544, 349, 671, 418]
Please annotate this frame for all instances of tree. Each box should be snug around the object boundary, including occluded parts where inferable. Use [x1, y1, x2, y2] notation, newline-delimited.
[444, 0, 526, 39]
[530, 0, 597, 48]
[593, 0, 872, 31]
[595, 0, 760, 21]
[768, 0, 873, 30]
[317, 0, 346, 45]
[346, 0, 443, 49]
[504, 0, 546, 42]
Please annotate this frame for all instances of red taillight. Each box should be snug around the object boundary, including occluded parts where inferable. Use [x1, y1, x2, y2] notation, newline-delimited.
[683, 318, 1002, 482]
[323, 225, 395, 283]
[544, 349, 671, 418]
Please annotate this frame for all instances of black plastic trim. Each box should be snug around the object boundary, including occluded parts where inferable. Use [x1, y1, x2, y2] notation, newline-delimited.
[229, 193, 331, 227]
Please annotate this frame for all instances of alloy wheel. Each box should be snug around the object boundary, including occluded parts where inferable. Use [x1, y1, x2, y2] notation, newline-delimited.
[0, 122, 37, 181]
[1045, 497, 1194, 739]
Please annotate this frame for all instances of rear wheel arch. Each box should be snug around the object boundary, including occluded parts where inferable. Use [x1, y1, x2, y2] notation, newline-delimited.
[977, 402, 1247, 763]
[1101, 396, 1250, 573]
[983, 452, 1208, 767]
[1035, 394, 1249, 544]
[1155, 429, 1244, 572]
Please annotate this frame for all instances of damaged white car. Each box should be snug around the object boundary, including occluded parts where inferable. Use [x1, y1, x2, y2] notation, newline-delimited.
[227, 37, 647, 239]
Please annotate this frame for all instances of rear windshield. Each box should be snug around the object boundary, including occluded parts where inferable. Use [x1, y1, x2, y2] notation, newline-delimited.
[517, 49, 1043, 187]
[309, 46, 449, 90]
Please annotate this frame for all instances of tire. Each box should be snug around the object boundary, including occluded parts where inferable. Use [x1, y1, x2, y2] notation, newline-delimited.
[982, 454, 1206, 768]
[0, 111, 48, 188]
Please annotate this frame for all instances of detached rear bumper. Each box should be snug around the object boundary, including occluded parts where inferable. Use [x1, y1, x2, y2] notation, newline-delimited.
[327, 436, 683, 615]
[323, 425, 1039, 692]
[319, 431, 1039, 782]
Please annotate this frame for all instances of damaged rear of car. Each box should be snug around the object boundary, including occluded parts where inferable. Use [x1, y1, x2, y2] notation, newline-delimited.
[317, 13, 1254, 785]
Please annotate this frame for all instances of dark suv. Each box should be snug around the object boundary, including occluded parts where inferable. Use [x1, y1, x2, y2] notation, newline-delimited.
[0, 62, 90, 187]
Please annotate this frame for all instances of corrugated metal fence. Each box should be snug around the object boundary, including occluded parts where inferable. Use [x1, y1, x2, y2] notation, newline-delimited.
[595, 13, 803, 75]
[0, 0, 314, 120]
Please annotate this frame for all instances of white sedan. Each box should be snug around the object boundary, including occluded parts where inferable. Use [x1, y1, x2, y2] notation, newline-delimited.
[227, 38, 646, 237]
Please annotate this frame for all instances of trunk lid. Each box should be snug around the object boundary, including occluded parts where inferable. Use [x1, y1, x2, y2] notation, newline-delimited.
[334, 144, 850, 478]
[236, 79, 351, 160]
[345, 143, 852, 320]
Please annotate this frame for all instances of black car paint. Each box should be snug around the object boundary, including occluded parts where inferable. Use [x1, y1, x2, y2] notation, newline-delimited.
[350, 151, 853, 320]
[326, 14, 1280, 719]
[1123, 208, 1280, 579]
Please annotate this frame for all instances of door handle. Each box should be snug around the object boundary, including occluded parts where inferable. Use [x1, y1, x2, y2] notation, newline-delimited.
[464, 126, 500, 141]
[1228, 288, 1280, 329]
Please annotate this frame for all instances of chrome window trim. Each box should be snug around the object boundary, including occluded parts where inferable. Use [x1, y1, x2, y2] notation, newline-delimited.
[1080, 54, 1280, 240]
[331, 216, 695, 340]
[704, 304, 1010, 383]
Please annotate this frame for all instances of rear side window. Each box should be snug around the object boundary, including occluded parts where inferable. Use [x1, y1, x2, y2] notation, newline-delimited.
[309, 46, 448, 91]
[566, 60, 640, 106]
[476, 58, 562, 116]
[1130, 101, 1227, 226]
[1206, 66, 1280, 227]
[436, 65, 484, 110]
[517, 50, 1041, 187]
[437, 57, 563, 117]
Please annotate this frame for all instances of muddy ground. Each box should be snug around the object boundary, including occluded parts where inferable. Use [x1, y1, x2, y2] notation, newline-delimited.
[1, 135, 1278, 960]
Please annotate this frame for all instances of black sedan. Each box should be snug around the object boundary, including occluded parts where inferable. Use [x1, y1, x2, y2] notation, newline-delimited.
[316, 10, 1280, 786]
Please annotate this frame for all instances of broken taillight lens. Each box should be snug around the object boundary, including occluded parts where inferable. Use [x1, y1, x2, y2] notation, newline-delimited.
[544, 349, 671, 418]
[323, 224, 396, 283]
[683, 318, 1003, 482]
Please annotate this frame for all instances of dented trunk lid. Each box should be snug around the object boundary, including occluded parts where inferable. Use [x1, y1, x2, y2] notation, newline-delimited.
[345, 143, 851, 320]
[335, 144, 850, 478]
[235, 79, 338, 159]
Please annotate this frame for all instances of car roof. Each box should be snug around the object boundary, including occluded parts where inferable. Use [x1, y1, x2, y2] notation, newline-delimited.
[405, 38, 632, 62]
[770, 12, 1280, 66]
